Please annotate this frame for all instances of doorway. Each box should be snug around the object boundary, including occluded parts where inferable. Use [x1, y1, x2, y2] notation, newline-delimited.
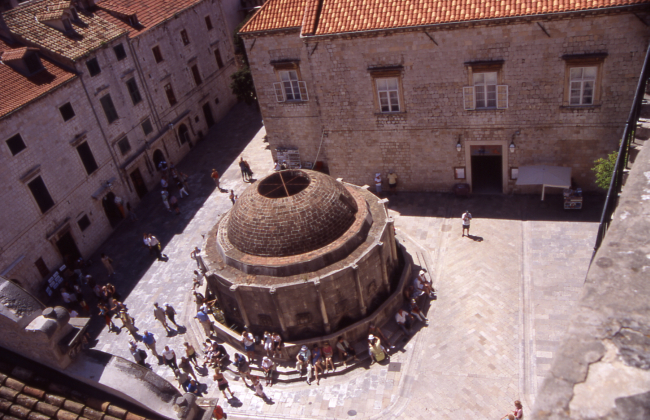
[56, 231, 81, 268]
[471, 145, 503, 194]
[202, 103, 215, 128]
[178, 124, 192, 145]
[130, 168, 148, 198]
[102, 191, 123, 228]
[152, 149, 166, 171]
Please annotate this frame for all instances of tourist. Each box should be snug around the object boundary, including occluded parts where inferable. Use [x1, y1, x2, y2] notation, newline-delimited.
[210, 341, 229, 368]
[263, 331, 273, 357]
[234, 353, 250, 386]
[195, 308, 214, 336]
[153, 302, 171, 332]
[148, 234, 166, 260]
[164, 303, 179, 328]
[274, 160, 281, 171]
[395, 308, 413, 336]
[98, 302, 117, 332]
[161, 190, 171, 212]
[272, 332, 283, 358]
[187, 379, 202, 396]
[177, 179, 189, 197]
[192, 270, 203, 290]
[193, 290, 205, 310]
[162, 346, 178, 370]
[241, 328, 256, 363]
[296, 345, 312, 379]
[462, 209, 472, 237]
[368, 322, 389, 344]
[310, 343, 323, 385]
[374, 173, 382, 194]
[160, 176, 169, 190]
[336, 336, 357, 366]
[229, 190, 236, 205]
[142, 330, 160, 360]
[261, 356, 275, 386]
[119, 309, 139, 337]
[368, 335, 387, 364]
[251, 375, 267, 399]
[501, 401, 523, 419]
[239, 157, 253, 181]
[322, 341, 335, 372]
[213, 367, 235, 399]
[179, 356, 197, 381]
[184, 342, 199, 366]
[409, 298, 428, 324]
[100, 253, 115, 276]
[129, 341, 147, 367]
[387, 170, 397, 194]
[169, 194, 180, 215]
[413, 269, 435, 299]
[190, 247, 203, 271]
[211, 169, 220, 189]
[175, 369, 190, 392]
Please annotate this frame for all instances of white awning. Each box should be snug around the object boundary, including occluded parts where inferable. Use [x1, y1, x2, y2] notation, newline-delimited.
[516, 165, 571, 200]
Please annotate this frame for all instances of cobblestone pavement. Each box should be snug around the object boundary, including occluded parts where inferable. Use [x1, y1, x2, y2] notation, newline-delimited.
[77, 103, 602, 420]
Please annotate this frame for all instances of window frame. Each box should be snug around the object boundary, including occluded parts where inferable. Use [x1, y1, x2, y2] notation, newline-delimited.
[562, 54, 606, 107]
[77, 214, 91, 231]
[271, 63, 309, 103]
[141, 118, 154, 135]
[205, 16, 213, 30]
[164, 83, 177, 106]
[190, 64, 202, 86]
[152, 46, 164, 63]
[59, 102, 76, 121]
[86, 57, 101, 77]
[6, 133, 26, 156]
[117, 136, 131, 156]
[125, 77, 142, 105]
[180, 29, 190, 46]
[76, 141, 99, 175]
[113, 43, 127, 61]
[99, 93, 119, 124]
[27, 175, 55, 214]
[214, 48, 224, 69]
[463, 61, 508, 111]
[368, 67, 405, 114]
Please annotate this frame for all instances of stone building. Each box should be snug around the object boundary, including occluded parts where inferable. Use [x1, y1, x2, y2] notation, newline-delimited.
[239, 0, 650, 193]
[0, 0, 238, 293]
[203, 169, 402, 341]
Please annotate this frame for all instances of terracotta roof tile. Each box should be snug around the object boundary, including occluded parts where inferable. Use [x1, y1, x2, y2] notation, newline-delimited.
[2, 0, 127, 61]
[96, 0, 204, 37]
[0, 39, 76, 119]
[241, 0, 650, 34]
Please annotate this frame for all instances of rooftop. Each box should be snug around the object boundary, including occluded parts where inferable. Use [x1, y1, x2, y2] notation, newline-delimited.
[240, 0, 650, 35]
[0, 38, 76, 119]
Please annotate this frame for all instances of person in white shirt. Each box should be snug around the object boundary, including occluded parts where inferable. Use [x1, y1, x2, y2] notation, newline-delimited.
[462, 210, 472, 237]
[395, 308, 413, 336]
[374, 173, 382, 194]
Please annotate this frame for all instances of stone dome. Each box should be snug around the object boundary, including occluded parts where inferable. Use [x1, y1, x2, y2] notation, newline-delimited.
[227, 170, 359, 257]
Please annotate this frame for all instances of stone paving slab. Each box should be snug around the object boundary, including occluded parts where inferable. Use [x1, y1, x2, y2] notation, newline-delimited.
[72, 103, 602, 420]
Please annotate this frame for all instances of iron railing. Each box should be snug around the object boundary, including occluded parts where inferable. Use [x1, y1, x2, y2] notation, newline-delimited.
[593, 43, 650, 253]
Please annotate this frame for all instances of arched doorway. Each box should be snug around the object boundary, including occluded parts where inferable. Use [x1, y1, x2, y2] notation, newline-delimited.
[102, 192, 122, 228]
[152, 149, 166, 172]
[178, 124, 191, 145]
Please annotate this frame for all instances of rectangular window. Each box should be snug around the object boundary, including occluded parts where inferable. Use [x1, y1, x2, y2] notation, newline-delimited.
[152, 46, 163, 63]
[141, 118, 153, 135]
[376, 77, 400, 112]
[280, 70, 300, 100]
[126, 77, 142, 105]
[6, 133, 26, 155]
[27, 176, 54, 213]
[180, 29, 190, 46]
[205, 16, 213, 30]
[214, 49, 224, 69]
[569, 66, 597, 105]
[59, 102, 75, 121]
[86, 58, 101, 76]
[99, 94, 119, 123]
[191, 65, 202, 86]
[76, 141, 98, 175]
[35, 257, 49, 279]
[77, 215, 91, 231]
[117, 136, 131, 155]
[113, 44, 127, 61]
[473, 72, 498, 108]
[164, 83, 177, 106]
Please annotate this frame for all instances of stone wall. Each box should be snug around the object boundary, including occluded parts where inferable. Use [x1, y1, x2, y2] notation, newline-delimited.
[244, 11, 648, 192]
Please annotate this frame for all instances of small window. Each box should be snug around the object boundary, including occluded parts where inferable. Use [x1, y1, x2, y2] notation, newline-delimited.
[214, 49, 224, 69]
[463, 66, 508, 110]
[27, 176, 55, 213]
[77, 215, 91, 231]
[126, 77, 142, 105]
[473, 72, 498, 108]
[86, 58, 101, 77]
[191, 65, 202, 86]
[205, 16, 213, 30]
[152, 46, 163, 63]
[164, 83, 177, 106]
[113, 44, 127, 61]
[76, 141, 98, 175]
[376, 77, 400, 112]
[180, 30, 190, 46]
[141, 118, 153, 135]
[6, 133, 26, 155]
[99, 94, 119, 123]
[59, 102, 75, 121]
[570, 66, 597, 105]
[280, 70, 300, 100]
[117, 136, 131, 155]
[24, 54, 43, 74]
[35, 257, 49, 279]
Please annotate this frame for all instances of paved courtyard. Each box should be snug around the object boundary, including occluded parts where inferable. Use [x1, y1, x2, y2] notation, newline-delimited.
[77, 103, 602, 420]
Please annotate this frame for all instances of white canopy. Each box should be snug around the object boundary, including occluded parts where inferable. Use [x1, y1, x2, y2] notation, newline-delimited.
[516, 165, 572, 200]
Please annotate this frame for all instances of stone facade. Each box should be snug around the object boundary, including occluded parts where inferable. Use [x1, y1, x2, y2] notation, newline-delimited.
[242, 9, 649, 193]
[0, 0, 240, 293]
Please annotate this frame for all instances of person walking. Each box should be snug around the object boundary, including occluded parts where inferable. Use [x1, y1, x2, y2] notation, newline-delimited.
[241, 328, 256, 363]
[190, 247, 204, 272]
[175, 369, 190, 392]
[239, 157, 251, 182]
[119, 309, 139, 337]
[229, 190, 236, 205]
[100, 253, 115, 276]
[374, 173, 382, 195]
[169, 195, 180, 215]
[261, 356, 275, 386]
[148, 234, 166, 260]
[179, 356, 198, 381]
[195, 308, 214, 336]
[184, 342, 199, 366]
[162, 345, 178, 369]
[161, 190, 171, 212]
[142, 331, 160, 361]
[176, 178, 189, 197]
[462, 210, 472, 237]
[164, 303, 179, 328]
[153, 302, 171, 332]
[234, 353, 250, 386]
[98, 302, 117, 332]
[213, 367, 235, 399]
[211, 169, 220, 190]
[129, 341, 147, 367]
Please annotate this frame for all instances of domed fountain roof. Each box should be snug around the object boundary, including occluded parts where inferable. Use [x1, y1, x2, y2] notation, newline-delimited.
[227, 170, 359, 257]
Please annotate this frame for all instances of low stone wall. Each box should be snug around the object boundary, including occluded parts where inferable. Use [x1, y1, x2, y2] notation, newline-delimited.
[532, 139, 650, 419]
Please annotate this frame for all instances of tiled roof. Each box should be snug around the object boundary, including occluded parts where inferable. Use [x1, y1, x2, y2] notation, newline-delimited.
[96, 0, 204, 37]
[0, 359, 153, 420]
[0, 39, 76, 119]
[2, 0, 127, 61]
[239, 0, 307, 33]
[240, 0, 650, 35]
[0, 47, 38, 62]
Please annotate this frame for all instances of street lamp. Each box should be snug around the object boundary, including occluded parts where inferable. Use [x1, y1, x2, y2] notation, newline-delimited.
[510, 130, 520, 153]
[456, 135, 462, 153]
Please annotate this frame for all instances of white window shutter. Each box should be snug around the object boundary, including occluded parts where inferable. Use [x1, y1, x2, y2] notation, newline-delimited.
[273, 82, 285, 102]
[463, 86, 475, 110]
[497, 85, 508, 109]
[298, 81, 309, 101]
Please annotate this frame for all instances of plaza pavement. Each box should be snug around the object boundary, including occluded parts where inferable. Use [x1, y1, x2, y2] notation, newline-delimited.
[77, 103, 602, 420]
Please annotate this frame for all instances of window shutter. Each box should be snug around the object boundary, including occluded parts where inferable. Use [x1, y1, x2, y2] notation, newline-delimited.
[463, 86, 475, 110]
[298, 81, 309, 101]
[273, 82, 285, 102]
[497, 85, 508, 109]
